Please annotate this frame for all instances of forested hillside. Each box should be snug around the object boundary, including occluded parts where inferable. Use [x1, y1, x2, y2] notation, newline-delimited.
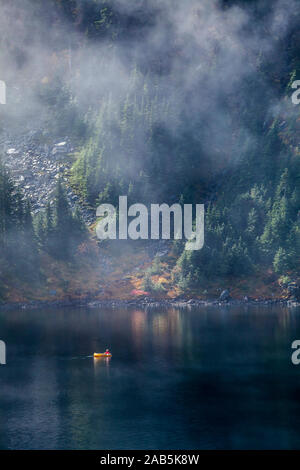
[0, 0, 299, 302]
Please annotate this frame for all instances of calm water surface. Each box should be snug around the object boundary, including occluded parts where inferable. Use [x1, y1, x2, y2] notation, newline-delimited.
[0, 304, 300, 449]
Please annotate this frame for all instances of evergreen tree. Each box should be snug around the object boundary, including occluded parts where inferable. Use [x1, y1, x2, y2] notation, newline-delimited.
[53, 178, 74, 258]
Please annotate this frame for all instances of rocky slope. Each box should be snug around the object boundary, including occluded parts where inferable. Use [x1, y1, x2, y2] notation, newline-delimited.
[0, 129, 96, 225]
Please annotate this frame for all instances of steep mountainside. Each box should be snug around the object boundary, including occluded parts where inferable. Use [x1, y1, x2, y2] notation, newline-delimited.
[0, 0, 299, 303]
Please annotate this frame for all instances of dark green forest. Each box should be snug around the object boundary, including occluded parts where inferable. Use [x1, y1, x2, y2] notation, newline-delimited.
[0, 0, 299, 301]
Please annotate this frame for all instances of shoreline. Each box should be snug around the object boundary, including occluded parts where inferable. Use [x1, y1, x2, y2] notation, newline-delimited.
[0, 296, 299, 311]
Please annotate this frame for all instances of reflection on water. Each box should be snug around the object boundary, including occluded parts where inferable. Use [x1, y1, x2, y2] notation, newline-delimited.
[93, 356, 111, 380]
[0, 304, 300, 449]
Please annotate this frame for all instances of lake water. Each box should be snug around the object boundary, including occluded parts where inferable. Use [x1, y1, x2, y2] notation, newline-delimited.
[0, 304, 300, 449]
